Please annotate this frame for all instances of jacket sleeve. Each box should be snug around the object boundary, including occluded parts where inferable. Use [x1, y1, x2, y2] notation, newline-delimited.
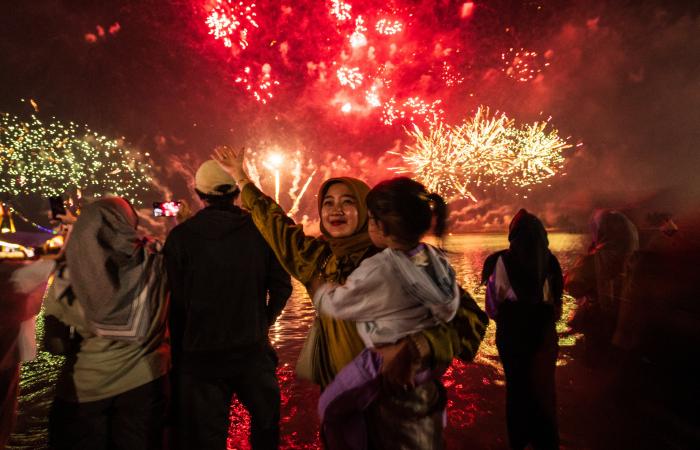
[312, 257, 387, 321]
[420, 287, 489, 367]
[241, 183, 330, 284]
[0, 260, 52, 325]
[163, 231, 186, 355]
[485, 275, 500, 320]
[265, 247, 293, 326]
[483, 254, 507, 320]
[481, 252, 501, 285]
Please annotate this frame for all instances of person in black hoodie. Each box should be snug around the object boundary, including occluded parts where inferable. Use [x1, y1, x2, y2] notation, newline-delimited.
[481, 209, 563, 450]
[163, 159, 292, 450]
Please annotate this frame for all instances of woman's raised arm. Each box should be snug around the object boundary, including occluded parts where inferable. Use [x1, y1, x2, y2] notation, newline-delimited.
[213, 146, 329, 284]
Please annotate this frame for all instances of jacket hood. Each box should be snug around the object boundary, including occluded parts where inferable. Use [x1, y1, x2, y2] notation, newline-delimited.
[183, 205, 251, 239]
[386, 244, 460, 322]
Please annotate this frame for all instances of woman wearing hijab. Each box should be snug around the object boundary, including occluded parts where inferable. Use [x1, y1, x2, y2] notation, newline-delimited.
[481, 209, 563, 450]
[45, 198, 170, 450]
[213, 146, 488, 448]
[566, 209, 639, 362]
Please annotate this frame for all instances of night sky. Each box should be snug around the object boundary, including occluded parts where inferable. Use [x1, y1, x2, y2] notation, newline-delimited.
[2, 0, 699, 234]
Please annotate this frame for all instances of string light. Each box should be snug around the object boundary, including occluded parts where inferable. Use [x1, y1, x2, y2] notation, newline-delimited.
[0, 202, 56, 234]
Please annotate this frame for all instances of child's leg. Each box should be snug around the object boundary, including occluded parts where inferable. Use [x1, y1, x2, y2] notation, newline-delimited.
[319, 348, 382, 419]
[318, 348, 383, 450]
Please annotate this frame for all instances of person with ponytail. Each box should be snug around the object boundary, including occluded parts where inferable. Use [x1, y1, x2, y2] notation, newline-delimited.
[310, 177, 461, 450]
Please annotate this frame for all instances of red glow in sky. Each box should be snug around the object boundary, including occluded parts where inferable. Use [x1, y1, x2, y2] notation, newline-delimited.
[202, 0, 518, 127]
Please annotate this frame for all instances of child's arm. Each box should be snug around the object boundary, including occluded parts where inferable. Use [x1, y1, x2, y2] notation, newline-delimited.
[312, 256, 387, 321]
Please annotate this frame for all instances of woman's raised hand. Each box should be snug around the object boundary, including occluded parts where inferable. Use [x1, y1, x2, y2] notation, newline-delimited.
[213, 145, 248, 183]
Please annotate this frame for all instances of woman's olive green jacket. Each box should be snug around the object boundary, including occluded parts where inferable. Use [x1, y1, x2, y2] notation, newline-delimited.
[241, 183, 488, 387]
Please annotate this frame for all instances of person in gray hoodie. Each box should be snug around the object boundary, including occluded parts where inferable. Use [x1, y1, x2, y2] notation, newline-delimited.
[163, 160, 292, 450]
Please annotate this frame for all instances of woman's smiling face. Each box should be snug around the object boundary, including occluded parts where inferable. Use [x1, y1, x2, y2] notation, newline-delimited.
[321, 182, 360, 238]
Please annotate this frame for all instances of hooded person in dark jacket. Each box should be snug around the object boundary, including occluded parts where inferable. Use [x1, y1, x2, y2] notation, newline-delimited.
[163, 160, 292, 450]
[481, 209, 563, 450]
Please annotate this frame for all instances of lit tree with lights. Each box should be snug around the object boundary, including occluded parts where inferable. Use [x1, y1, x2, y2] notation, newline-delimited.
[0, 113, 153, 204]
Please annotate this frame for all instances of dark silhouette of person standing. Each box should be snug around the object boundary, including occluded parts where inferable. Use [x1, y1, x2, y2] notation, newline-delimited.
[164, 160, 292, 450]
[482, 209, 562, 450]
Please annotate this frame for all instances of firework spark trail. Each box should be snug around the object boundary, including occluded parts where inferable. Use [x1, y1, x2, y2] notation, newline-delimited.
[393, 106, 571, 201]
[451, 106, 512, 186]
[336, 67, 364, 89]
[365, 87, 381, 108]
[501, 48, 552, 82]
[375, 19, 403, 35]
[501, 121, 570, 187]
[234, 64, 280, 104]
[261, 153, 284, 203]
[441, 61, 465, 87]
[349, 15, 367, 48]
[329, 0, 352, 22]
[244, 155, 261, 187]
[287, 154, 302, 200]
[288, 169, 316, 218]
[275, 170, 280, 203]
[206, 0, 259, 50]
[243, 148, 318, 219]
[391, 122, 477, 201]
[382, 97, 445, 126]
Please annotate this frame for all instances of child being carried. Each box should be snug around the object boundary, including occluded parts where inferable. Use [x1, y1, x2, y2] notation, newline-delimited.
[312, 177, 459, 450]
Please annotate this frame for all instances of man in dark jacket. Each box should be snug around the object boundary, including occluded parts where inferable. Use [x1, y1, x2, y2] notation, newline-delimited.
[164, 160, 292, 450]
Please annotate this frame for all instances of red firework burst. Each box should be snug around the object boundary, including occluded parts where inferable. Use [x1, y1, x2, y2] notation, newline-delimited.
[201, 1, 557, 127]
[206, 0, 259, 50]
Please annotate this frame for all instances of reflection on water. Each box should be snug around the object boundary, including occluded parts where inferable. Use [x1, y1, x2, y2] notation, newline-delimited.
[10, 233, 585, 450]
[10, 307, 64, 449]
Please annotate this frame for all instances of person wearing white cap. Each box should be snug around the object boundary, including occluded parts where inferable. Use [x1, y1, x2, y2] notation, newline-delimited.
[164, 159, 292, 450]
[194, 160, 242, 198]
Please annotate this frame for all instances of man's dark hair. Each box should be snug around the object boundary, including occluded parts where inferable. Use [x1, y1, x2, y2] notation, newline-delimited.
[195, 184, 240, 207]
